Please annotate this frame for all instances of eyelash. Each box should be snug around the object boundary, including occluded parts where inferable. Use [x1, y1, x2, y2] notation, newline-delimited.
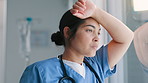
[86, 29, 101, 36]
[86, 29, 93, 32]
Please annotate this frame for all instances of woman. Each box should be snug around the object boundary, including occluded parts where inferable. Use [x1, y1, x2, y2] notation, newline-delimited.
[20, 0, 134, 83]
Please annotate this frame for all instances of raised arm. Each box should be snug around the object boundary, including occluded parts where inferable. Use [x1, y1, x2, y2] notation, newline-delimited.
[71, 0, 134, 68]
[134, 22, 148, 67]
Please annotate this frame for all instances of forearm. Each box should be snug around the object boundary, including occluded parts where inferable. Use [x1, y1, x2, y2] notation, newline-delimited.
[92, 8, 134, 43]
[92, 8, 134, 68]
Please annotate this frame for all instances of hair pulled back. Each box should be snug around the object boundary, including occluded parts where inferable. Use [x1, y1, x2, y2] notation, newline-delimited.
[51, 10, 85, 46]
[51, 31, 65, 45]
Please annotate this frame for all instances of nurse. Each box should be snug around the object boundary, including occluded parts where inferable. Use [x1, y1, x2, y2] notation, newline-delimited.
[134, 22, 148, 73]
[20, 0, 134, 83]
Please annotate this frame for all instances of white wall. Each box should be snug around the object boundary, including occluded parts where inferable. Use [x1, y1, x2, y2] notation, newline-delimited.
[0, 0, 6, 83]
[5, 0, 67, 83]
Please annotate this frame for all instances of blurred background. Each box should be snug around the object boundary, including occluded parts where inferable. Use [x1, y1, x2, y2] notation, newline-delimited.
[0, 0, 148, 83]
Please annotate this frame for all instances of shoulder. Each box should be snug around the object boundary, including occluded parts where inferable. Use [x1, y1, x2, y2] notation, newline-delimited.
[26, 57, 60, 71]
[20, 57, 62, 83]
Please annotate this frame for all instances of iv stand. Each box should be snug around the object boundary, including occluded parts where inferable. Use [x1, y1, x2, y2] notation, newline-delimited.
[18, 17, 32, 67]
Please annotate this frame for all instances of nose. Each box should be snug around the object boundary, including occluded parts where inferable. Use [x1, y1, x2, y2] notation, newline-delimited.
[94, 37, 99, 42]
[93, 34, 99, 42]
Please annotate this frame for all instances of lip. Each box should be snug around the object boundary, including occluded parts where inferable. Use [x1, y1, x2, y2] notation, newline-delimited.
[91, 46, 99, 50]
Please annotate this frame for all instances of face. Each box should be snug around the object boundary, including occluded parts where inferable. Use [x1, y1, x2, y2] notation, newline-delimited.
[68, 18, 101, 57]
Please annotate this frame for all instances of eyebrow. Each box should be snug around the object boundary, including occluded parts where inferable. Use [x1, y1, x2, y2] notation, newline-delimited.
[84, 25, 101, 31]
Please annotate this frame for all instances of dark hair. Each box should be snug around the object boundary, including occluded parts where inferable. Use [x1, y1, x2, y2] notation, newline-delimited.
[51, 10, 85, 46]
[51, 31, 64, 45]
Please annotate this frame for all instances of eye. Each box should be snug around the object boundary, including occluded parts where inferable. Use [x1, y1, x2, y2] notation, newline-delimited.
[86, 29, 93, 32]
[97, 32, 101, 38]
[98, 32, 100, 36]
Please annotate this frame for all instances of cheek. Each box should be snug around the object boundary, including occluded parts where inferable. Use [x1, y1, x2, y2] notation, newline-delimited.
[75, 33, 92, 44]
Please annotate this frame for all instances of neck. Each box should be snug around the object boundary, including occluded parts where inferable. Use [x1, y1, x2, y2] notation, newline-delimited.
[62, 48, 84, 65]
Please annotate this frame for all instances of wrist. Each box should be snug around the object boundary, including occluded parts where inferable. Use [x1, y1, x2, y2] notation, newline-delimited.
[91, 8, 102, 22]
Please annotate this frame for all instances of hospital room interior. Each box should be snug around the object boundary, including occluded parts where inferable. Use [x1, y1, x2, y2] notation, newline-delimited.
[0, 0, 148, 83]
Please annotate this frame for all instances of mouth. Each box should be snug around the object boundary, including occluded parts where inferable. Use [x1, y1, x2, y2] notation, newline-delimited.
[91, 46, 98, 50]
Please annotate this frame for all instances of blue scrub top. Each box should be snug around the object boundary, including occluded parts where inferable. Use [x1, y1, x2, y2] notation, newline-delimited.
[20, 45, 116, 83]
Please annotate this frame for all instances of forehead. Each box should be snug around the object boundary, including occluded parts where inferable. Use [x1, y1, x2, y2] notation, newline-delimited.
[81, 18, 100, 29]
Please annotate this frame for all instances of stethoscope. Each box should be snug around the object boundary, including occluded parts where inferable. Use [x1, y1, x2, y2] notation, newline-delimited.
[58, 55, 101, 83]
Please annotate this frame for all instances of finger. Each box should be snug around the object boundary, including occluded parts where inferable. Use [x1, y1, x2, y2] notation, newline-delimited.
[71, 9, 84, 15]
[73, 4, 85, 11]
[78, 0, 86, 5]
[75, 2, 86, 9]
[70, 9, 78, 14]
[73, 12, 84, 19]
[70, 9, 84, 19]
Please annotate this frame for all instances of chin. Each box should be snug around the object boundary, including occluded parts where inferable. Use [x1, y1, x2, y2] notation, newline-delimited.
[91, 54, 96, 57]
[86, 53, 96, 57]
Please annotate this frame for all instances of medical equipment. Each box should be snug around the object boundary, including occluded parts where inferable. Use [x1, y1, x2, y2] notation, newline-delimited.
[58, 55, 101, 83]
[18, 17, 32, 66]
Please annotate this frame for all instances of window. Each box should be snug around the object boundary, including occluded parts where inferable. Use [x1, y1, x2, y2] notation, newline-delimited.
[133, 0, 148, 11]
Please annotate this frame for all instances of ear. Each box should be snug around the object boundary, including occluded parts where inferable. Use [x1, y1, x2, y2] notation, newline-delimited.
[63, 26, 70, 39]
